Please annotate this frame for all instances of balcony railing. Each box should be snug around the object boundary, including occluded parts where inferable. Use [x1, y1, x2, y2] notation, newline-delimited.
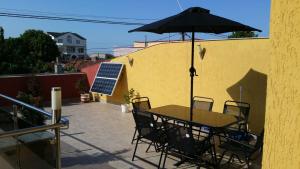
[0, 93, 69, 169]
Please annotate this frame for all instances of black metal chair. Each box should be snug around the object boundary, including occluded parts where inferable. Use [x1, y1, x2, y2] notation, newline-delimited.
[161, 121, 215, 169]
[131, 97, 151, 144]
[218, 130, 264, 168]
[193, 96, 214, 112]
[223, 100, 250, 132]
[192, 96, 214, 138]
[219, 101, 251, 145]
[131, 109, 166, 168]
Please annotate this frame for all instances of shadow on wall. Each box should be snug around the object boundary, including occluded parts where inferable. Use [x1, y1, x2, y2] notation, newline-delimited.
[226, 69, 267, 133]
[106, 66, 129, 104]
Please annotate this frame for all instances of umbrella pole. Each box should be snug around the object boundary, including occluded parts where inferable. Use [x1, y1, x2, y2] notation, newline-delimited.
[189, 31, 195, 121]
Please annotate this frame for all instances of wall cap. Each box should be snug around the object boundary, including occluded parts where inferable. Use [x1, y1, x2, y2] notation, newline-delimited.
[0, 72, 85, 78]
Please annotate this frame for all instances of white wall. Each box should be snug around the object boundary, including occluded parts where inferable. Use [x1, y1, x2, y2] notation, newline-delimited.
[56, 33, 86, 47]
[54, 33, 87, 58]
[113, 47, 142, 57]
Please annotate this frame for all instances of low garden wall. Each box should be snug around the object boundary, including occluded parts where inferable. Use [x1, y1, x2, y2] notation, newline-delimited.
[0, 73, 88, 103]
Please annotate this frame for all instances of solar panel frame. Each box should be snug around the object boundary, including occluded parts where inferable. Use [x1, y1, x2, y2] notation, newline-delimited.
[90, 62, 124, 96]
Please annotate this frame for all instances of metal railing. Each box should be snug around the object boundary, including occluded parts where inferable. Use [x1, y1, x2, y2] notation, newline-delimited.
[0, 93, 69, 169]
[0, 93, 69, 126]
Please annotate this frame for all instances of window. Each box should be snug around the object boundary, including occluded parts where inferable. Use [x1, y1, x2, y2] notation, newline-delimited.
[58, 39, 63, 43]
[67, 46, 75, 53]
[67, 35, 72, 44]
[78, 48, 84, 53]
[76, 40, 80, 44]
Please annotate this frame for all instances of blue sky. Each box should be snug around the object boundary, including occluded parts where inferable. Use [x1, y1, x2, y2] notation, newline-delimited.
[0, 0, 270, 54]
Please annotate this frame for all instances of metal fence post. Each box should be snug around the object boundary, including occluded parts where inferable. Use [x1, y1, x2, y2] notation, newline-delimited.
[12, 105, 19, 130]
[12, 105, 21, 169]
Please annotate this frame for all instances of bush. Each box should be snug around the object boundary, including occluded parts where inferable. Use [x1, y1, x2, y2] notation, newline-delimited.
[16, 91, 46, 126]
[123, 88, 136, 104]
[75, 76, 89, 94]
[15, 76, 45, 126]
[26, 76, 41, 97]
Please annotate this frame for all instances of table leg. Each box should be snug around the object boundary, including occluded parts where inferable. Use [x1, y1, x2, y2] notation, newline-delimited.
[210, 131, 219, 169]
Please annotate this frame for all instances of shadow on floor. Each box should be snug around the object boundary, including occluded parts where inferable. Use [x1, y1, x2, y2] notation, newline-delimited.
[61, 131, 144, 169]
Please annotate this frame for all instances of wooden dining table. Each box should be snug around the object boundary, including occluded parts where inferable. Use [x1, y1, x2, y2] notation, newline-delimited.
[147, 104, 238, 129]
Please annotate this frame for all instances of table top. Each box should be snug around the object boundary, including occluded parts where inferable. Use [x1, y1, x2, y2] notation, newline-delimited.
[147, 104, 238, 128]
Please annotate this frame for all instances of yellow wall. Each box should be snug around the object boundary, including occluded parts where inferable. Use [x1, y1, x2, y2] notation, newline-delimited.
[262, 0, 300, 169]
[104, 38, 270, 133]
[98, 0, 300, 168]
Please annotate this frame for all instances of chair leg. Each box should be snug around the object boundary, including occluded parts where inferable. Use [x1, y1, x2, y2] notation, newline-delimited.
[158, 146, 165, 169]
[154, 142, 159, 152]
[246, 157, 250, 168]
[146, 141, 160, 153]
[131, 128, 137, 144]
[227, 154, 234, 165]
[146, 141, 153, 152]
[162, 147, 169, 169]
[132, 137, 140, 161]
[218, 150, 227, 167]
[236, 154, 243, 163]
[209, 146, 217, 168]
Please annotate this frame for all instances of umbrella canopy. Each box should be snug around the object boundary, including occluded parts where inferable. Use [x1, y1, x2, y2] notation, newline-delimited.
[129, 7, 261, 34]
[129, 7, 261, 121]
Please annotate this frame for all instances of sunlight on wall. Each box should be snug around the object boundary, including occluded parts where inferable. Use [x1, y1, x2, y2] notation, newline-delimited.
[102, 38, 270, 133]
[262, 0, 300, 168]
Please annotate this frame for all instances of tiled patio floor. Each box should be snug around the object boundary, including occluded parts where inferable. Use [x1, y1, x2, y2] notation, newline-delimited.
[53, 101, 261, 169]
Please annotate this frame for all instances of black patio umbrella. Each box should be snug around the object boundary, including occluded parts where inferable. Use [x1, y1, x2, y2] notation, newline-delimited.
[129, 7, 261, 121]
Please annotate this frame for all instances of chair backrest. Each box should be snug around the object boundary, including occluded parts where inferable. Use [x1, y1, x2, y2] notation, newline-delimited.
[223, 100, 250, 121]
[131, 97, 151, 112]
[132, 110, 157, 139]
[164, 121, 211, 157]
[192, 96, 214, 111]
[164, 121, 196, 155]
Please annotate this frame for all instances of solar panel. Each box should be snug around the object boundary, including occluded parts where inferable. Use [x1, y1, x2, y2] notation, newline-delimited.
[97, 63, 122, 79]
[90, 62, 123, 96]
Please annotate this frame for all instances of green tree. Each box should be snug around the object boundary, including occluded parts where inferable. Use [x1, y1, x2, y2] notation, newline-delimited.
[20, 30, 59, 62]
[0, 27, 4, 43]
[0, 27, 4, 61]
[0, 29, 59, 75]
[0, 37, 28, 74]
[228, 31, 258, 38]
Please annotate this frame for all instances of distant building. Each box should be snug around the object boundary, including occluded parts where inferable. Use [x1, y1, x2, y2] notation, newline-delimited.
[113, 47, 143, 57]
[47, 32, 87, 60]
[88, 53, 113, 61]
[113, 40, 191, 57]
[133, 40, 199, 48]
[133, 41, 163, 48]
